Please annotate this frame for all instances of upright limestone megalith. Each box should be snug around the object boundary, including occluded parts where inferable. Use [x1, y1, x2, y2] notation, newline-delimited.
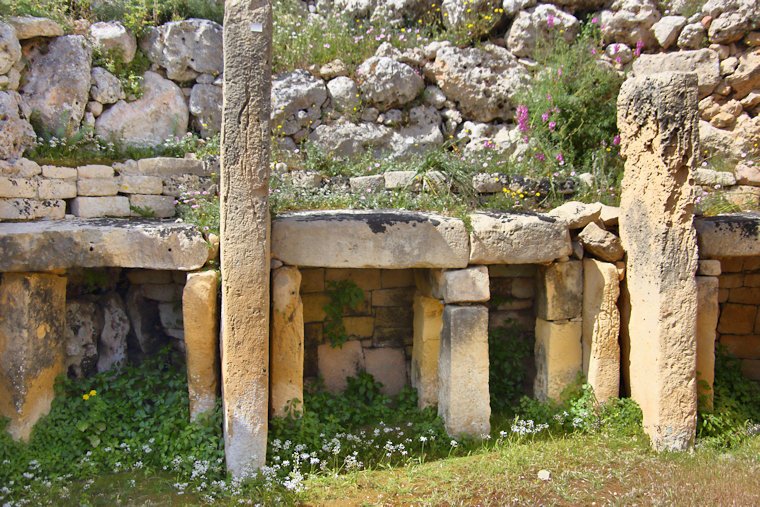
[0, 273, 66, 440]
[617, 72, 699, 451]
[270, 266, 304, 417]
[183, 270, 219, 421]
[411, 293, 443, 408]
[220, 0, 273, 476]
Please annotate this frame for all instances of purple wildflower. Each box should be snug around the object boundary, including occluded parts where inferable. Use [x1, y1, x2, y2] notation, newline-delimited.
[549, 121, 557, 131]
[613, 134, 621, 146]
[541, 112, 550, 122]
[516, 104, 530, 132]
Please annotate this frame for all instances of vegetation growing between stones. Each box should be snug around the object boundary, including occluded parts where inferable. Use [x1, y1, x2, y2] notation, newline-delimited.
[322, 279, 366, 348]
[488, 322, 533, 414]
[92, 46, 151, 99]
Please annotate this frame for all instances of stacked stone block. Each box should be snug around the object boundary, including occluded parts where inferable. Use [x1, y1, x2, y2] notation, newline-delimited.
[716, 256, 760, 382]
[301, 267, 415, 396]
[0, 157, 214, 221]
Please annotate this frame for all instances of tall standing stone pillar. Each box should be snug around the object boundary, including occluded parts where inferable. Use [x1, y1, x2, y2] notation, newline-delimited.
[411, 293, 443, 409]
[0, 273, 67, 441]
[270, 266, 304, 417]
[221, 0, 273, 477]
[617, 72, 700, 451]
[696, 274, 719, 410]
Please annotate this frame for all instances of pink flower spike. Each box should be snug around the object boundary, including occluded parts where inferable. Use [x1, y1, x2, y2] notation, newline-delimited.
[591, 17, 598, 24]
[549, 121, 557, 131]
[613, 134, 621, 146]
[547, 14, 555, 28]
[541, 112, 550, 122]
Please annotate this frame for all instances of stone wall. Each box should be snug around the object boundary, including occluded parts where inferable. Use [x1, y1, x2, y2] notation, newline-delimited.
[0, 156, 215, 221]
[716, 256, 760, 382]
[301, 267, 415, 395]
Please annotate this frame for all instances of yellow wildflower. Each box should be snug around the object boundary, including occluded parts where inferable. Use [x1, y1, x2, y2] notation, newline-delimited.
[89, 389, 97, 397]
[83, 394, 90, 401]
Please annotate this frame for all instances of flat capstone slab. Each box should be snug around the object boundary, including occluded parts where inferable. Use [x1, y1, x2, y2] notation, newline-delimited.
[0, 218, 208, 272]
[271, 210, 470, 268]
[695, 213, 760, 258]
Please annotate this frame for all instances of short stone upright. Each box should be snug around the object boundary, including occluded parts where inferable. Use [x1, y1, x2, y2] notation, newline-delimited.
[438, 305, 490, 437]
[270, 266, 304, 417]
[618, 72, 700, 451]
[411, 293, 443, 408]
[0, 273, 66, 440]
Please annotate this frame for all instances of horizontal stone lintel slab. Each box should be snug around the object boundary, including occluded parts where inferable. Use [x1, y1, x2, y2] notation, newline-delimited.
[696, 213, 760, 258]
[0, 218, 208, 272]
[272, 210, 572, 268]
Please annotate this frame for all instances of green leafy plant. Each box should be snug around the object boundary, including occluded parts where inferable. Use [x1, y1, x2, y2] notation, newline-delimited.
[322, 279, 365, 348]
[92, 47, 151, 99]
[489, 322, 533, 414]
[129, 204, 156, 218]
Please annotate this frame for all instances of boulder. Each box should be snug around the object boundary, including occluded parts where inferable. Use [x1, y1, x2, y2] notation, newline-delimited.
[7, 16, 63, 40]
[95, 71, 188, 148]
[507, 5, 580, 58]
[65, 300, 102, 378]
[356, 57, 424, 111]
[0, 91, 35, 160]
[578, 222, 625, 262]
[652, 15, 687, 49]
[189, 83, 222, 137]
[547, 201, 602, 229]
[699, 120, 743, 161]
[20, 35, 92, 135]
[735, 163, 760, 186]
[271, 69, 327, 133]
[468, 212, 572, 264]
[677, 23, 706, 49]
[326, 76, 360, 113]
[271, 210, 470, 268]
[726, 49, 760, 100]
[88, 21, 136, 62]
[310, 120, 393, 158]
[632, 49, 720, 98]
[0, 22, 21, 75]
[708, 12, 749, 44]
[0, 218, 208, 272]
[426, 44, 528, 122]
[600, 0, 661, 48]
[141, 19, 223, 81]
[90, 67, 125, 105]
[97, 293, 130, 372]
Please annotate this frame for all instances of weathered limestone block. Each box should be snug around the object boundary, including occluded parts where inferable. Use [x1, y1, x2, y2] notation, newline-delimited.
[318, 340, 365, 393]
[0, 198, 65, 220]
[411, 293, 443, 408]
[272, 210, 470, 268]
[429, 266, 490, 303]
[133, 157, 207, 177]
[270, 266, 304, 417]
[0, 273, 66, 440]
[468, 212, 572, 264]
[617, 72, 699, 451]
[118, 175, 163, 194]
[0, 219, 208, 271]
[129, 194, 175, 218]
[695, 214, 760, 258]
[38, 179, 76, 199]
[578, 222, 625, 262]
[183, 270, 219, 421]
[77, 178, 119, 196]
[65, 300, 102, 378]
[438, 305, 490, 437]
[631, 49, 720, 98]
[536, 260, 583, 321]
[220, 0, 272, 477]
[364, 347, 407, 396]
[547, 201, 602, 229]
[534, 318, 582, 402]
[7, 16, 63, 39]
[696, 276, 718, 410]
[70, 196, 130, 218]
[582, 259, 620, 403]
[0, 176, 37, 198]
[97, 293, 129, 372]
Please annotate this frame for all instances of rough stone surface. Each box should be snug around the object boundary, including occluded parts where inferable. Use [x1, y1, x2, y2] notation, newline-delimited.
[0, 91, 35, 159]
[356, 57, 424, 111]
[411, 293, 443, 409]
[582, 259, 620, 403]
[0, 22, 21, 75]
[129, 194, 175, 218]
[468, 212, 572, 264]
[534, 318, 582, 402]
[0, 198, 64, 220]
[365, 348, 407, 396]
[95, 71, 189, 148]
[272, 211, 470, 268]
[430, 266, 490, 303]
[696, 276, 718, 410]
[326, 76, 360, 113]
[507, 5, 580, 58]
[65, 300, 101, 378]
[318, 340, 365, 393]
[97, 293, 129, 372]
[188, 83, 222, 137]
[90, 67, 124, 105]
[652, 15, 687, 49]
[438, 305, 490, 437]
[632, 49, 720, 98]
[578, 222, 625, 262]
[183, 270, 219, 421]
[20, 35, 92, 135]
[0, 219, 208, 271]
[536, 260, 583, 321]
[70, 196, 130, 217]
[547, 201, 602, 229]
[89, 21, 136, 62]
[310, 121, 393, 159]
[142, 19, 223, 81]
[270, 266, 304, 417]
[271, 70, 327, 132]
[601, 0, 661, 48]
[220, 0, 272, 477]
[426, 44, 528, 122]
[617, 72, 699, 451]
[0, 273, 66, 441]
[726, 49, 760, 100]
[695, 214, 760, 258]
[7, 16, 63, 39]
